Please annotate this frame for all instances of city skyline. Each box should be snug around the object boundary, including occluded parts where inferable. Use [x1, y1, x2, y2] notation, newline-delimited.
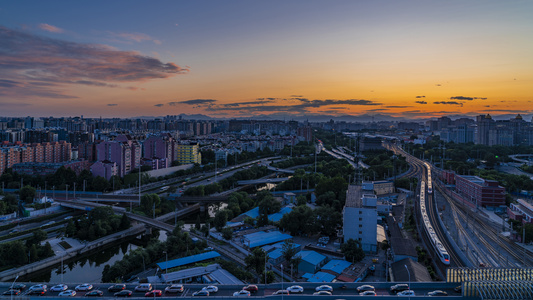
[1, 1, 532, 119]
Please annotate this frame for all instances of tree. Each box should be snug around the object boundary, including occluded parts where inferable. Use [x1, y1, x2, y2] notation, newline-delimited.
[262, 270, 276, 284]
[245, 248, 268, 276]
[341, 239, 365, 263]
[92, 176, 110, 192]
[140, 194, 161, 216]
[120, 213, 131, 230]
[281, 240, 298, 263]
[20, 185, 36, 203]
[28, 229, 47, 246]
[291, 255, 302, 274]
[221, 227, 233, 240]
[314, 206, 342, 236]
[213, 210, 228, 231]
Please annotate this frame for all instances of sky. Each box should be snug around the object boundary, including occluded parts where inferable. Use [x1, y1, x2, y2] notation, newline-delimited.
[1, 0, 533, 119]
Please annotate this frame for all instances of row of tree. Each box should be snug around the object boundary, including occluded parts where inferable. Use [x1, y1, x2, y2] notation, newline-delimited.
[65, 207, 130, 241]
[0, 230, 54, 268]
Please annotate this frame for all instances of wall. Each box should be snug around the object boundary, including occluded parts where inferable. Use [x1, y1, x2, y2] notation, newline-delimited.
[145, 164, 194, 178]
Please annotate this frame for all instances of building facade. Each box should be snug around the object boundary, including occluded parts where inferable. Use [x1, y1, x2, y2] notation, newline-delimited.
[455, 175, 505, 207]
[342, 185, 378, 252]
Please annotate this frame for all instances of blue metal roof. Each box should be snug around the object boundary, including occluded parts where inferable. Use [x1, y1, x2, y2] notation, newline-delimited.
[268, 248, 283, 260]
[268, 206, 293, 222]
[302, 272, 336, 283]
[297, 250, 326, 266]
[244, 231, 292, 248]
[321, 259, 351, 275]
[156, 251, 220, 270]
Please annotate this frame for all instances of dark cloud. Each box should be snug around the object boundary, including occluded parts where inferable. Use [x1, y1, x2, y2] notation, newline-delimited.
[450, 96, 487, 101]
[223, 99, 275, 108]
[290, 95, 304, 97]
[415, 101, 427, 104]
[415, 96, 425, 98]
[291, 97, 309, 102]
[386, 105, 410, 108]
[174, 99, 217, 106]
[435, 84, 442, 86]
[0, 79, 24, 88]
[107, 103, 118, 106]
[0, 26, 188, 100]
[365, 108, 389, 112]
[434, 101, 463, 106]
[154, 104, 164, 107]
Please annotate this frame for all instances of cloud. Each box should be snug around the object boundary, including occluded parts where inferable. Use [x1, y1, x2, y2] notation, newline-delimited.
[435, 84, 442, 86]
[108, 31, 162, 45]
[434, 101, 463, 106]
[415, 96, 425, 98]
[415, 101, 427, 104]
[154, 104, 164, 107]
[173, 99, 217, 106]
[0, 79, 24, 88]
[450, 96, 487, 101]
[38, 23, 64, 33]
[107, 103, 118, 106]
[386, 105, 411, 108]
[290, 95, 304, 97]
[0, 26, 188, 100]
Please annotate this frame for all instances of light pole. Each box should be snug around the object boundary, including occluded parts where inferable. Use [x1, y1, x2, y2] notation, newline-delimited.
[11, 275, 19, 300]
[163, 251, 168, 274]
[142, 255, 145, 272]
[281, 264, 284, 300]
[404, 264, 411, 297]
[65, 184, 69, 201]
[61, 253, 64, 283]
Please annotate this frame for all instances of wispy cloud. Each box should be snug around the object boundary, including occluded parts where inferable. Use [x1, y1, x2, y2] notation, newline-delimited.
[38, 23, 64, 33]
[154, 104, 164, 107]
[108, 31, 162, 45]
[415, 101, 427, 104]
[434, 101, 463, 106]
[415, 95, 425, 98]
[107, 103, 118, 106]
[0, 26, 188, 100]
[450, 96, 487, 101]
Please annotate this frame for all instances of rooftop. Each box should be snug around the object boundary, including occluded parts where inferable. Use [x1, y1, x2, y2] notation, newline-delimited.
[321, 259, 352, 275]
[156, 251, 220, 270]
[302, 271, 336, 283]
[243, 231, 292, 248]
[345, 185, 363, 208]
[297, 250, 327, 266]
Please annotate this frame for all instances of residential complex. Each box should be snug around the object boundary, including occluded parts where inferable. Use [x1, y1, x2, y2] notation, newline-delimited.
[342, 185, 378, 252]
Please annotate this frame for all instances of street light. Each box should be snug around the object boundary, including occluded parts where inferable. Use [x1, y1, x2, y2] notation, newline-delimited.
[404, 265, 411, 297]
[11, 275, 19, 300]
[163, 251, 168, 274]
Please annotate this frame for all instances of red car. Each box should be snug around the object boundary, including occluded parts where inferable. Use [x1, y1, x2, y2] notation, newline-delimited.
[243, 285, 258, 293]
[145, 290, 162, 297]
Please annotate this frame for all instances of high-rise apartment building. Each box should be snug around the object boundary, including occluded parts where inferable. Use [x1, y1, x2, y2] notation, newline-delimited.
[342, 185, 378, 252]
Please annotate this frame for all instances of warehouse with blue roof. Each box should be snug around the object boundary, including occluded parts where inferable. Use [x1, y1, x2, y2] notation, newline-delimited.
[157, 251, 220, 271]
[242, 231, 292, 248]
[296, 250, 328, 274]
[321, 259, 352, 275]
[302, 271, 336, 283]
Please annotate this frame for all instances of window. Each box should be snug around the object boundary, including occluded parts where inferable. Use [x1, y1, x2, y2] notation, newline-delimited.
[359, 211, 362, 214]
[359, 224, 362, 228]
[359, 218, 362, 221]
[359, 231, 362, 234]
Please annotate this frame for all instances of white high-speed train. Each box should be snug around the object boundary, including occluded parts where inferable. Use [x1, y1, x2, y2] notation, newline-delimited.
[420, 180, 450, 265]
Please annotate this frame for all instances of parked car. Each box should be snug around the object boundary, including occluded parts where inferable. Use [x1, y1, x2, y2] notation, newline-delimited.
[356, 285, 375, 292]
[313, 291, 332, 296]
[58, 290, 77, 297]
[390, 284, 409, 294]
[428, 290, 448, 297]
[135, 284, 152, 293]
[272, 290, 289, 295]
[108, 284, 126, 292]
[233, 290, 251, 297]
[242, 285, 258, 293]
[85, 290, 104, 297]
[50, 284, 69, 292]
[201, 286, 218, 293]
[75, 284, 93, 291]
[192, 290, 209, 297]
[164, 284, 184, 293]
[397, 290, 415, 297]
[359, 291, 377, 296]
[28, 288, 47, 296]
[315, 285, 333, 292]
[114, 290, 133, 297]
[2, 290, 21, 296]
[286, 285, 304, 294]
[144, 290, 162, 297]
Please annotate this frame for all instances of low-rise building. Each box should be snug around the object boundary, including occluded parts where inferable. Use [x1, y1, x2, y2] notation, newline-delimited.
[455, 175, 505, 207]
[508, 199, 533, 224]
[342, 185, 378, 252]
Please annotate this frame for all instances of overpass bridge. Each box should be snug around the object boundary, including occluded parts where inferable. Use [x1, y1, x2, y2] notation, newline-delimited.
[237, 177, 290, 185]
[267, 166, 295, 174]
[57, 200, 200, 232]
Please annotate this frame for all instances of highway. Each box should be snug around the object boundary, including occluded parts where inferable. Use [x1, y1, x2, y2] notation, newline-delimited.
[2, 282, 462, 299]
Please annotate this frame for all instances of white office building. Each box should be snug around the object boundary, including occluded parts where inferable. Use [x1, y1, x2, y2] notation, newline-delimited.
[342, 185, 378, 252]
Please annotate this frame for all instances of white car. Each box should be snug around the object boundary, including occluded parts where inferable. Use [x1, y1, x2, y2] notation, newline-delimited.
[233, 290, 251, 297]
[28, 284, 48, 291]
[75, 284, 93, 291]
[397, 290, 415, 297]
[58, 290, 76, 297]
[201, 286, 218, 293]
[359, 291, 377, 296]
[286, 285, 304, 294]
[50, 284, 68, 292]
[315, 285, 333, 292]
[313, 291, 332, 296]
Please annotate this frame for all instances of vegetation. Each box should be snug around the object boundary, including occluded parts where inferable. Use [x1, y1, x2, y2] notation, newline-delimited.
[340, 238, 365, 263]
[102, 224, 206, 282]
[65, 207, 131, 241]
[0, 231, 54, 269]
